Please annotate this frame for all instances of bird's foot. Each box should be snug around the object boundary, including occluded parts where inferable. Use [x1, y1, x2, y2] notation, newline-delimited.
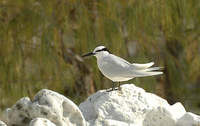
[107, 89, 113, 92]
[107, 87, 121, 92]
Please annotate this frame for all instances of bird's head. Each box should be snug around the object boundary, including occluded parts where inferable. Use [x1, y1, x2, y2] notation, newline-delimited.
[82, 46, 110, 59]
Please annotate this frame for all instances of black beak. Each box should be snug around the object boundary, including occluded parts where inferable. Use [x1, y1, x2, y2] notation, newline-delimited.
[82, 52, 95, 57]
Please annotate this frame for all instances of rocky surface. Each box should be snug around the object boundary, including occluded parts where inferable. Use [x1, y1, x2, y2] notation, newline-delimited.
[2, 89, 86, 126]
[176, 112, 200, 126]
[29, 118, 56, 126]
[79, 84, 200, 126]
[0, 120, 6, 126]
[1, 84, 200, 126]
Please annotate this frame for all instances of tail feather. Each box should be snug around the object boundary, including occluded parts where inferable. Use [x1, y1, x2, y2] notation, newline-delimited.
[145, 67, 163, 72]
[129, 62, 163, 78]
[132, 71, 163, 78]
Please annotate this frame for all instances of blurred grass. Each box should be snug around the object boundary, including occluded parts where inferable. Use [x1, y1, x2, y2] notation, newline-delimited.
[0, 0, 200, 118]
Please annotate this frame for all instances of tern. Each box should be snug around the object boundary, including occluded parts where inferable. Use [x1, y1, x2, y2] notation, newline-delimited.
[82, 46, 163, 91]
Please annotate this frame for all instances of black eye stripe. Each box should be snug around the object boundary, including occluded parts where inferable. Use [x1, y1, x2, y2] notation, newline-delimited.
[95, 50, 101, 52]
[95, 48, 111, 53]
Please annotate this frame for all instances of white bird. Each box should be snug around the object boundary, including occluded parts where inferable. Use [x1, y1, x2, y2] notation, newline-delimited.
[82, 46, 163, 91]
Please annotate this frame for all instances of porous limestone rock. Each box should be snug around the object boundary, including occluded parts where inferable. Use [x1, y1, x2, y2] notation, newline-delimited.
[2, 84, 200, 126]
[143, 102, 186, 126]
[3, 97, 32, 126]
[3, 89, 86, 126]
[0, 120, 7, 126]
[176, 112, 200, 126]
[79, 84, 189, 126]
[29, 118, 56, 126]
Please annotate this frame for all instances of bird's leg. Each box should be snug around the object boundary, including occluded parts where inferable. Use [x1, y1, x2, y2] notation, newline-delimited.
[118, 82, 121, 90]
[107, 82, 115, 92]
[112, 81, 115, 90]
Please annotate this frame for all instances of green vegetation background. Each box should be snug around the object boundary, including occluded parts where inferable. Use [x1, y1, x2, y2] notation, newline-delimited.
[0, 0, 200, 118]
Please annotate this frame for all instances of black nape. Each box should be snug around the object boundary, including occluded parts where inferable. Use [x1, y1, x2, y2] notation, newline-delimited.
[96, 48, 111, 53]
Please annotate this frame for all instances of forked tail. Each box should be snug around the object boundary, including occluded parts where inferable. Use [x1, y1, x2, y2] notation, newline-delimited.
[130, 62, 163, 78]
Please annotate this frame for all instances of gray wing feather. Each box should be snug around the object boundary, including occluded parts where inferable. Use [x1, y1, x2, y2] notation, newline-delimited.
[100, 54, 131, 77]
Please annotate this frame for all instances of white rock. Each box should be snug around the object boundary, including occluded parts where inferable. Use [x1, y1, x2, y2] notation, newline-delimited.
[143, 102, 186, 126]
[0, 120, 7, 126]
[169, 102, 186, 119]
[29, 118, 56, 126]
[30, 89, 86, 126]
[176, 112, 200, 126]
[143, 106, 177, 126]
[79, 84, 187, 126]
[3, 97, 32, 126]
[3, 89, 86, 126]
[104, 119, 134, 126]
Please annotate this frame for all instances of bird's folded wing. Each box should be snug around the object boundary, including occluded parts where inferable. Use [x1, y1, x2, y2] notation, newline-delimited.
[131, 62, 154, 69]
